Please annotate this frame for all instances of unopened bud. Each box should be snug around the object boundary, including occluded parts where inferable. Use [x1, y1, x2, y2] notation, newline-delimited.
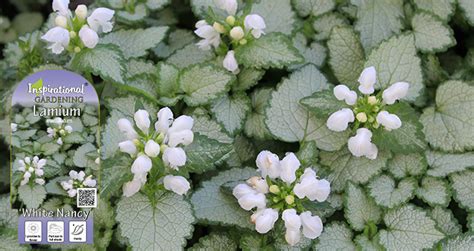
[213, 22, 226, 33]
[367, 96, 378, 105]
[133, 139, 140, 146]
[285, 195, 295, 205]
[356, 112, 367, 123]
[75, 5, 88, 20]
[55, 15, 68, 28]
[230, 26, 245, 40]
[226, 15, 236, 25]
[239, 39, 247, 45]
[269, 185, 280, 194]
[69, 31, 77, 38]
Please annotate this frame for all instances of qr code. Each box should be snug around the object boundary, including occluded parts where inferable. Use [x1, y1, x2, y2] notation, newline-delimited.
[77, 188, 97, 208]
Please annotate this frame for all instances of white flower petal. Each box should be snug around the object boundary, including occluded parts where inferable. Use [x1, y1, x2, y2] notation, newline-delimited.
[122, 179, 142, 197]
[358, 66, 376, 94]
[285, 228, 301, 246]
[117, 118, 138, 140]
[52, 0, 71, 17]
[144, 140, 160, 158]
[162, 147, 187, 169]
[382, 81, 410, 105]
[247, 177, 269, 194]
[118, 140, 137, 156]
[223, 50, 239, 74]
[134, 109, 151, 134]
[279, 153, 300, 184]
[233, 183, 257, 200]
[256, 150, 280, 179]
[163, 175, 191, 195]
[282, 209, 301, 230]
[300, 211, 323, 239]
[131, 155, 152, 174]
[348, 128, 378, 159]
[326, 108, 355, 132]
[255, 208, 278, 234]
[167, 130, 194, 147]
[215, 0, 238, 15]
[333, 85, 357, 105]
[41, 27, 70, 54]
[244, 14, 266, 38]
[376, 111, 402, 131]
[238, 193, 266, 211]
[155, 107, 174, 133]
[87, 7, 115, 33]
[79, 25, 99, 49]
[75, 4, 88, 19]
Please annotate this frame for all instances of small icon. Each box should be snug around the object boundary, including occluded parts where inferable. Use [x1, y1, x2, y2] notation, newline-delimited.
[47, 221, 64, 243]
[24, 221, 42, 242]
[69, 221, 86, 242]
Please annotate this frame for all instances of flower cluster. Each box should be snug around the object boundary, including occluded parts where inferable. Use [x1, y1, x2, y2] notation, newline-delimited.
[46, 117, 73, 145]
[41, 0, 114, 54]
[233, 151, 330, 246]
[327, 66, 410, 159]
[194, 0, 266, 74]
[117, 108, 194, 197]
[61, 170, 97, 197]
[18, 156, 46, 186]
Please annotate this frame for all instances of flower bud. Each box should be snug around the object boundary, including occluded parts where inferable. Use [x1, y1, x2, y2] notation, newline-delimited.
[163, 175, 191, 195]
[223, 50, 239, 74]
[269, 185, 280, 194]
[69, 31, 77, 38]
[356, 112, 367, 123]
[11, 123, 18, 132]
[213, 22, 226, 33]
[226, 15, 236, 25]
[64, 125, 73, 133]
[55, 15, 68, 28]
[367, 96, 377, 105]
[239, 39, 247, 45]
[285, 195, 295, 205]
[144, 140, 160, 158]
[75, 5, 88, 20]
[230, 26, 245, 40]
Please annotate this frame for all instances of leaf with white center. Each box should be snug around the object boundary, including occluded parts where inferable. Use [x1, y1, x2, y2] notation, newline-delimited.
[413, 0, 455, 21]
[327, 26, 365, 87]
[193, 115, 233, 144]
[211, 93, 251, 135]
[116, 4, 147, 23]
[355, 235, 383, 251]
[368, 175, 416, 208]
[101, 27, 169, 59]
[179, 64, 234, 106]
[233, 68, 265, 92]
[225, 136, 256, 168]
[450, 170, 474, 211]
[0, 233, 28, 251]
[0, 195, 18, 228]
[420, 81, 474, 152]
[63, 132, 85, 144]
[412, 12, 455, 53]
[18, 184, 46, 209]
[426, 151, 474, 177]
[190, 167, 255, 229]
[439, 234, 474, 251]
[155, 62, 181, 105]
[292, 0, 335, 17]
[458, 0, 474, 26]
[146, 0, 170, 10]
[73, 143, 98, 168]
[252, 0, 296, 35]
[71, 44, 125, 84]
[244, 88, 273, 140]
[320, 149, 391, 192]
[313, 13, 349, 41]
[166, 43, 214, 69]
[365, 34, 424, 102]
[300, 89, 349, 117]
[378, 205, 445, 251]
[291, 33, 326, 69]
[387, 153, 427, 179]
[189, 232, 237, 251]
[416, 176, 450, 207]
[100, 156, 132, 200]
[431, 206, 462, 237]
[351, 0, 404, 52]
[265, 64, 349, 150]
[154, 29, 195, 58]
[116, 192, 194, 250]
[344, 183, 382, 231]
[234, 33, 304, 69]
[313, 222, 356, 251]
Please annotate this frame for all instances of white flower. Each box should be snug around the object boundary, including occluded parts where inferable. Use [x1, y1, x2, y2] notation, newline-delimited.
[167, 130, 194, 147]
[282, 209, 301, 230]
[119, 140, 137, 156]
[163, 175, 191, 195]
[55, 15, 68, 28]
[23, 171, 31, 179]
[83, 176, 97, 187]
[64, 125, 73, 133]
[238, 192, 266, 211]
[68, 189, 77, 197]
[123, 178, 142, 197]
[57, 138, 63, 145]
[134, 109, 151, 134]
[348, 128, 378, 159]
[256, 150, 280, 179]
[223, 50, 239, 74]
[382, 81, 410, 105]
[254, 208, 278, 234]
[285, 229, 301, 246]
[47, 128, 55, 138]
[244, 14, 266, 38]
[69, 170, 86, 181]
[300, 212, 323, 239]
[87, 8, 115, 33]
[279, 153, 300, 184]
[168, 115, 194, 134]
[75, 4, 88, 20]
[61, 180, 73, 190]
[376, 111, 402, 131]
[11, 123, 17, 132]
[294, 168, 330, 202]
[233, 183, 257, 199]
[195, 24, 221, 50]
[333, 85, 357, 105]
[117, 118, 138, 140]
[131, 155, 152, 174]
[144, 140, 160, 158]
[79, 25, 99, 49]
[195, 20, 208, 28]
[229, 26, 245, 40]
[162, 147, 187, 169]
[215, 0, 238, 15]
[358, 66, 376, 94]
[326, 108, 355, 132]
[35, 169, 44, 177]
[155, 107, 174, 133]
[247, 176, 269, 194]
[41, 27, 70, 54]
[52, 0, 71, 17]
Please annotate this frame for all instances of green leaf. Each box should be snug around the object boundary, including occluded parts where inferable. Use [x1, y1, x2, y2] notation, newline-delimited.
[450, 170, 474, 211]
[469, 213, 474, 232]
[179, 64, 234, 106]
[344, 183, 382, 231]
[458, 0, 474, 26]
[252, 0, 297, 35]
[313, 13, 349, 41]
[439, 234, 474, 250]
[368, 175, 416, 208]
[235, 33, 303, 69]
[416, 176, 450, 207]
[18, 184, 46, 208]
[190, 167, 255, 229]
[73, 143, 98, 168]
[182, 134, 233, 174]
[265, 64, 349, 151]
[40, 142, 60, 155]
[244, 88, 273, 140]
[292, 0, 335, 17]
[100, 156, 132, 199]
[426, 151, 474, 177]
[430, 206, 462, 237]
[166, 43, 214, 69]
[378, 205, 445, 251]
[71, 44, 125, 84]
[291, 33, 327, 69]
[313, 222, 356, 251]
[0, 195, 18, 228]
[365, 34, 424, 102]
[352, 0, 404, 52]
[154, 29, 195, 58]
[193, 115, 233, 144]
[146, 0, 170, 10]
[0, 233, 28, 251]
[387, 153, 427, 179]
[44, 176, 69, 196]
[233, 68, 265, 92]
[63, 132, 85, 144]
[239, 234, 273, 251]
[413, 0, 455, 21]
[211, 94, 251, 135]
[412, 12, 455, 53]
[300, 89, 349, 117]
[354, 235, 383, 251]
[116, 192, 194, 250]
[320, 149, 391, 192]
[327, 26, 365, 87]
[372, 102, 427, 153]
[116, 4, 148, 23]
[101, 27, 169, 59]
[189, 232, 237, 251]
[156, 62, 180, 96]
[420, 81, 474, 152]
[225, 136, 257, 168]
